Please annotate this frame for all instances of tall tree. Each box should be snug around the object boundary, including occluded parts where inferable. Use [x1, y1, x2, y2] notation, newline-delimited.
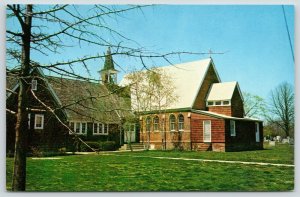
[268, 82, 294, 137]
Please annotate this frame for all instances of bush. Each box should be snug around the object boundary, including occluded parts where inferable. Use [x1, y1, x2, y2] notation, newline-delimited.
[80, 141, 101, 152]
[99, 141, 117, 151]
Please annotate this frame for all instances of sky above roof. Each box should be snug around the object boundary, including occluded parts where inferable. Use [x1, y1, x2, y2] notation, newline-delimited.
[6, 4, 294, 101]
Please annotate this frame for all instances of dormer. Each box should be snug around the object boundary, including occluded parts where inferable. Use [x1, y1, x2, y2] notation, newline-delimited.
[206, 81, 244, 117]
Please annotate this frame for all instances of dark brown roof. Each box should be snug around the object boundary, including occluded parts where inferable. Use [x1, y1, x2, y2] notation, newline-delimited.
[47, 77, 132, 123]
[6, 68, 133, 123]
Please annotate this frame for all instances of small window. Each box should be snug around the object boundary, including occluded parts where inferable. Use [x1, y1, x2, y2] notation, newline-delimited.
[230, 120, 236, 136]
[203, 120, 211, 142]
[153, 116, 159, 131]
[31, 79, 37, 91]
[207, 101, 214, 106]
[104, 124, 109, 135]
[169, 114, 176, 131]
[146, 117, 151, 132]
[255, 122, 260, 142]
[34, 114, 44, 129]
[215, 101, 221, 105]
[70, 122, 87, 135]
[223, 101, 230, 105]
[178, 114, 184, 131]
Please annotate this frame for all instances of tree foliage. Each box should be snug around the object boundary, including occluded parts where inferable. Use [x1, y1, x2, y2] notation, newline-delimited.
[243, 92, 266, 118]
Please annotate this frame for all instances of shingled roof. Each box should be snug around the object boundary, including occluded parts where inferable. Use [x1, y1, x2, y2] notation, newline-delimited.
[6, 68, 132, 124]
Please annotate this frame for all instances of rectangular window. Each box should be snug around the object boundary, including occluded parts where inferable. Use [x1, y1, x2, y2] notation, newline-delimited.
[70, 122, 87, 135]
[207, 101, 214, 106]
[255, 122, 260, 142]
[31, 79, 37, 91]
[223, 101, 230, 105]
[215, 101, 221, 105]
[34, 114, 44, 129]
[230, 120, 236, 136]
[203, 120, 211, 142]
[93, 123, 108, 135]
[104, 124, 108, 134]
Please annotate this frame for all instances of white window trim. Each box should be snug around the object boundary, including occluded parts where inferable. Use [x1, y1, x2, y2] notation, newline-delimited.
[178, 115, 184, 132]
[206, 100, 231, 107]
[230, 120, 236, 136]
[93, 123, 109, 135]
[255, 122, 260, 142]
[170, 115, 176, 132]
[70, 121, 87, 135]
[203, 120, 211, 142]
[31, 79, 37, 91]
[34, 114, 44, 129]
[153, 117, 159, 132]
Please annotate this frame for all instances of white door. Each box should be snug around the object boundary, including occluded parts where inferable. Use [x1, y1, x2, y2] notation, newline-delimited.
[124, 124, 136, 143]
[255, 122, 260, 142]
[203, 120, 211, 142]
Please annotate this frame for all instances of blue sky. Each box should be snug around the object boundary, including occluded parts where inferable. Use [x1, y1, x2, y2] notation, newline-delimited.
[6, 5, 294, 100]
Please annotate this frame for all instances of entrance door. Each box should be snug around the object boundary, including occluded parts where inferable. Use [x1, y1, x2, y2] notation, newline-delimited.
[124, 124, 136, 143]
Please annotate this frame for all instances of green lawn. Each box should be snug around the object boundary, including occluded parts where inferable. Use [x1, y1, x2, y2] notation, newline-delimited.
[6, 143, 294, 191]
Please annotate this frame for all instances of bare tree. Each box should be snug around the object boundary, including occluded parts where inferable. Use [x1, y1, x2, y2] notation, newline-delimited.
[243, 92, 266, 118]
[267, 82, 294, 137]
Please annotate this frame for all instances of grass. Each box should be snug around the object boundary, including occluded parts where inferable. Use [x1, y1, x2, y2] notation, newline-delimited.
[6, 143, 294, 191]
[117, 143, 294, 164]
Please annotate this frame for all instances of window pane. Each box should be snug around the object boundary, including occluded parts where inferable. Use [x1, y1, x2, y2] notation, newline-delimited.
[146, 117, 151, 132]
[82, 123, 86, 133]
[208, 101, 214, 106]
[94, 123, 98, 133]
[104, 124, 108, 134]
[215, 101, 221, 105]
[99, 123, 103, 133]
[223, 101, 230, 105]
[170, 115, 175, 131]
[76, 122, 80, 133]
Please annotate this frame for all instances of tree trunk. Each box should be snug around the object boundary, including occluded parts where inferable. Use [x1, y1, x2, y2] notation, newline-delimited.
[12, 5, 32, 191]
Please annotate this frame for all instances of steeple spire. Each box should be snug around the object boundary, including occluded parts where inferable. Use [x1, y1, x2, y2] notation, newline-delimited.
[99, 47, 118, 84]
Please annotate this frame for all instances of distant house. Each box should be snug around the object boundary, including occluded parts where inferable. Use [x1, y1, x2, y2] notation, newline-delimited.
[6, 48, 132, 153]
[120, 58, 263, 152]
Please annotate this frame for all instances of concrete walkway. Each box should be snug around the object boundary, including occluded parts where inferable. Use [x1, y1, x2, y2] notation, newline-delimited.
[109, 154, 294, 167]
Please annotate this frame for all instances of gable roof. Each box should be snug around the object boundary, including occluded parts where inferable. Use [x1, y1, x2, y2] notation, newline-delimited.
[120, 58, 221, 110]
[206, 81, 243, 101]
[7, 67, 132, 124]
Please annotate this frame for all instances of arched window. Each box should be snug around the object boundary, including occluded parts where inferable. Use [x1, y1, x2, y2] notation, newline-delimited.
[169, 114, 176, 131]
[178, 114, 184, 131]
[153, 116, 159, 131]
[146, 116, 151, 132]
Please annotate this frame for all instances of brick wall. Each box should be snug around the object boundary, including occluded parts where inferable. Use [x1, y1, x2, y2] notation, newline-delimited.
[208, 106, 232, 116]
[139, 112, 191, 150]
[190, 113, 225, 152]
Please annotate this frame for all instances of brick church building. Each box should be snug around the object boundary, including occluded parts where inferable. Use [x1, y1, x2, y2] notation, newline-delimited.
[121, 58, 263, 152]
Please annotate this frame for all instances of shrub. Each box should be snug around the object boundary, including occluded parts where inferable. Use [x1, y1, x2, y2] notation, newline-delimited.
[80, 141, 101, 152]
[99, 141, 117, 151]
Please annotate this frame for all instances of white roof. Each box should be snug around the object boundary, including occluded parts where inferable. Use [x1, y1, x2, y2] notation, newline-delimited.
[206, 81, 238, 101]
[120, 58, 220, 110]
